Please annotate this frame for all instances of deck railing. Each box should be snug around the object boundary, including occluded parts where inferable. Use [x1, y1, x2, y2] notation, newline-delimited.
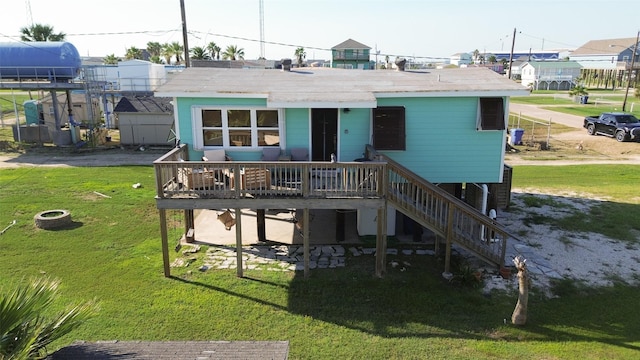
[154, 145, 385, 200]
[154, 144, 510, 267]
[368, 146, 508, 267]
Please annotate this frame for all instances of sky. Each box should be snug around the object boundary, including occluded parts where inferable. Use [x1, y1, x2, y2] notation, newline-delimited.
[0, 0, 638, 62]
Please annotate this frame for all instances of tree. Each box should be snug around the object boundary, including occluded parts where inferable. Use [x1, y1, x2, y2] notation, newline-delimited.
[103, 54, 119, 65]
[294, 47, 306, 67]
[161, 43, 173, 64]
[124, 46, 142, 60]
[472, 49, 480, 64]
[149, 56, 163, 64]
[222, 45, 244, 60]
[190, 46, 208, 60]
[167, 41, 184, 64]
[146, 41, 163, 58]
[0, 277, 98, 359]
[207, 41, 221, 60]
[19, 24, 65, 42]
[488, 55, 497, 64]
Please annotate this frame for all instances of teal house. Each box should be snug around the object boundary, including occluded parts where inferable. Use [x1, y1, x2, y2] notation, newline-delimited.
[153, 66, 529, 278]
[331, 39, 373, 69]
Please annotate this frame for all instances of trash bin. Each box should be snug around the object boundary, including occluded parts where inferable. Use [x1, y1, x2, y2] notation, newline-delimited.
[509, 128, 525, 145]
[580, 95, 589, 104]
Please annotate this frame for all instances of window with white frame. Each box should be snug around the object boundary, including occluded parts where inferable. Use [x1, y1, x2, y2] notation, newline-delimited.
[195, 108, 281, 149]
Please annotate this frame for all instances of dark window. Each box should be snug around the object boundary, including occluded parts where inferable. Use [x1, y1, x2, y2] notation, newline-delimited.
[478, 98, 505, 130]
[373, 106, 405, 150]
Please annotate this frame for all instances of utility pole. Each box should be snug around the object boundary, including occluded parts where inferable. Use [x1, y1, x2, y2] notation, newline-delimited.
[180, 0, 190, 67]
[622, 30, 639, 112]
[259, 0, 265, 59]
[507, 27, 516, 79]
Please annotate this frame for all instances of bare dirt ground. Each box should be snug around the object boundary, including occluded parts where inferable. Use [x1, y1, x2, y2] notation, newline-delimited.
[505, 128, 640, 165]
[0, 143, 166, 168]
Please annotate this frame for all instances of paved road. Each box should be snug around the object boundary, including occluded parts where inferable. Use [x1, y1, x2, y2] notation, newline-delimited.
[509, 103, 585, 129]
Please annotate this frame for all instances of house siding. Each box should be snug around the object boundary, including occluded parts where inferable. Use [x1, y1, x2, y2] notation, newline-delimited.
[174, 97, 267, 160]
[284, 108, 310, 149]
[376, 97, 504, 183]
[339, 108, 371, 162]
[173, 95, 504, 183]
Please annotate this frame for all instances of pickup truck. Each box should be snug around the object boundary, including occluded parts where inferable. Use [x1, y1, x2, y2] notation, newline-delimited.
[583, 112, 640, 142]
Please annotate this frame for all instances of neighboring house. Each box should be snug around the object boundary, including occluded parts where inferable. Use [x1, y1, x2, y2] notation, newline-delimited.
[90, 59, 167, 93]
[570, 37, 640, 89]
[81, 59, 180, 129]
[152, 66, 528, 278]
[450, 53, 472, 66]
[331, 39, 373, 69]
[113, 96, 173, 146]
[508, 59, 527, 80]
[521, 61, 583, 91]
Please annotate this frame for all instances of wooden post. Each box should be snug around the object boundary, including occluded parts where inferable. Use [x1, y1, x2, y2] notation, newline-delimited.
[375, 206, 387, 277]
[444, 205, 455, 275]
[303, 208, 310, 279]
[235, 208, 243, 277]
[256, 209, 266, 242]
[159, 209, 171, 277]
[185, 209, 194, 243]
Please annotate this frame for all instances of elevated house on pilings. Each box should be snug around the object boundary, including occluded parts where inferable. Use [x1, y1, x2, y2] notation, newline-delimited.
[570, 37, 640, 90]
[153, 66, 529, 279]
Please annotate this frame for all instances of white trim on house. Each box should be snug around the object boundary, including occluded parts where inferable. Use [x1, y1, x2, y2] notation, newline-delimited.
[191, 106, 285, 151]
[375, 90, 529, 98]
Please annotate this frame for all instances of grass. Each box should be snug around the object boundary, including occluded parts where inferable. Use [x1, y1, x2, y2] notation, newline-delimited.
[512, 165, 640, 242]
[1, 161, 640, 358]
[0, 91, 30, 117]
[511, 89, 640, 118]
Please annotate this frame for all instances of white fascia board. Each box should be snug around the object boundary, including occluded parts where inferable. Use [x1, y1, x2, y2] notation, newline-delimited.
[267, 100, 378, 108]
[374, 90, 531, 98]
[154, 92, 268, 99]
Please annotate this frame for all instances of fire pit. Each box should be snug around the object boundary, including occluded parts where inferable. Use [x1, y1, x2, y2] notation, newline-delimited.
[34, 210, 72, 230]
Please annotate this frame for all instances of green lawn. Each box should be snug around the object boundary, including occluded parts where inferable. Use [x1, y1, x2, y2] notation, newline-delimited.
[1, 163, 640, 359]
[511, 89, 640, 118]
[0, 91, 30, 117]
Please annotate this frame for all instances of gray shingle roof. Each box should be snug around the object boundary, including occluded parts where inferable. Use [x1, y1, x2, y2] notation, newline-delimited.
[331, 39, 371, 50]
[114, 96, 173, 113]
[571, 37, 637, 56]
[48, 340, 289, 359]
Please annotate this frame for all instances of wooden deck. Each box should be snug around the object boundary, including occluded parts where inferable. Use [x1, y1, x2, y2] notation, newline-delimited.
[154, 145, 512, 278]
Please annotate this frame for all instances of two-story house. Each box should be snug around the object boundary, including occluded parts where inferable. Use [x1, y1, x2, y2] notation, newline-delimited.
[521, 61, 583, 91]
[570, 37, 640, 89]
[331, 39, 373, 70]
[152, 66, 529, 279]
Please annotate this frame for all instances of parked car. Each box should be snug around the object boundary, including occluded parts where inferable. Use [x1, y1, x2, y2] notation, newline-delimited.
[583, 112, 640, 142]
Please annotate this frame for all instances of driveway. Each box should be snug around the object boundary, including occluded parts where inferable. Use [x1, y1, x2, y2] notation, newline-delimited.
[509, 103, 585, 129]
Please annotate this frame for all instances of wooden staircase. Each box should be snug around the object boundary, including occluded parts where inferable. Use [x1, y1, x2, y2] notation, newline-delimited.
[372, 149, 510, 270]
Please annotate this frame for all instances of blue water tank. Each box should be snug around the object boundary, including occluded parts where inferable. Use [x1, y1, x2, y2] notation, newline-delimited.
[0, 42, 81, 81]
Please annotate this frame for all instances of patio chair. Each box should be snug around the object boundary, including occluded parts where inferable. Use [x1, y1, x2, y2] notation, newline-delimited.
[290, 147, 309, 161]
[261, 147, 281, 161]
[202, 149, 231, 185]
[202, 149, 231, 162]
